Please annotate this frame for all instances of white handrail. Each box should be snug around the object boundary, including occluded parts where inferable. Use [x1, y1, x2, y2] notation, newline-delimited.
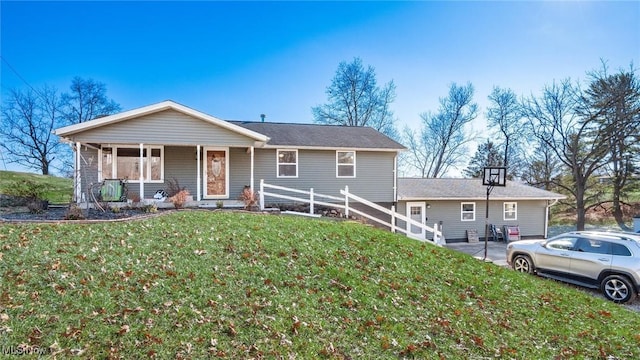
[260, 180, 442, 245]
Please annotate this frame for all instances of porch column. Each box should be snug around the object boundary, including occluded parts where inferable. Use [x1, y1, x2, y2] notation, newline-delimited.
[139, 143, 144, 200]
[75, 142, 82, 203]
[250, 146, 255, 191]
[196, 145, 201, 201]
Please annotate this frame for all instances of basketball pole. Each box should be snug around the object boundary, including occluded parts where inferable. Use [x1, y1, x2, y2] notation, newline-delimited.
[483, 181, 494, 261]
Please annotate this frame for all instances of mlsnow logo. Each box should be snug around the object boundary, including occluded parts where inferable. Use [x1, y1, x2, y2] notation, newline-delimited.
[2, 345, 48, 355]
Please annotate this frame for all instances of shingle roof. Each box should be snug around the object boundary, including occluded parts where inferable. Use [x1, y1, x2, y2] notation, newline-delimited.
[229, 121, 406, 150]
[397, 178, 566, 200]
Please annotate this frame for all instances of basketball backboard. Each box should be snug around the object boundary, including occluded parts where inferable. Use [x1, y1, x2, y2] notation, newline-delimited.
[482, 167, 506, 187]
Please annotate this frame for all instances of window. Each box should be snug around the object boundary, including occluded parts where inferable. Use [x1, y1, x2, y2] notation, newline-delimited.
[99, 146, 164, 183]
[611, 243, 631, 256]
[277, 150, 298, 178]
[461, 202, 475, 221]
[337, 151, 355, 178]
[575, 238, 610, 255]
[547, 237, 577, 251]
[504, 202, 517, 221]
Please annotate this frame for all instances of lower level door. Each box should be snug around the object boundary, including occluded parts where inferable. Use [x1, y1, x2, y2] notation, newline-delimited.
[203, 148, 228, 199]
[406, 202, 426, 239]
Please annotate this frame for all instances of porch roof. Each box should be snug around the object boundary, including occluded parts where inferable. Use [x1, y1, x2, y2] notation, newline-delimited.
[397, 178, 566, 201]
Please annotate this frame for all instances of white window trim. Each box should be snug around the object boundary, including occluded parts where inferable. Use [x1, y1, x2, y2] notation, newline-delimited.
[276, 149, 298, 178]
[461, 202, 476, 222]
[504, 202, 518, 221]
[98, 145, 164, 183]
[336, 150, 356, 178]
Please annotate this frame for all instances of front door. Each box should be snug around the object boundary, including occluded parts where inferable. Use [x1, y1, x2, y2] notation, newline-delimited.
[406, 202, 426, 239]
[203, 148, 228, 199]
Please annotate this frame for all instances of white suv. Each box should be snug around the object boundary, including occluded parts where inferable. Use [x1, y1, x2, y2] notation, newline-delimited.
[506, 231, 640, 303]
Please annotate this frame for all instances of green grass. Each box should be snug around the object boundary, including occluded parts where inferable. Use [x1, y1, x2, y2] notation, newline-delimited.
[0, 170, 73, 204]
[1, 211, 639, 358]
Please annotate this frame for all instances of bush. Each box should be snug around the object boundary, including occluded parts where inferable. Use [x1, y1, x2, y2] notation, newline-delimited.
[169, 189, 190, 209]
[166, 178, 186, 197]
[141, 203, 158, 213]
[240, 186, 258, 210]
[64, 204, 85, 220]
[4, 179, 46, 201]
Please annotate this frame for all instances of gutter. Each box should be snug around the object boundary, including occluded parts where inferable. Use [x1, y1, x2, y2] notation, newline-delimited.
[545, 198, 560, 238]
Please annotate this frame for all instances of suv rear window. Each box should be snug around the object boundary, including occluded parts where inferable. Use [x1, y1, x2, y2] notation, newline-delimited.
[611, 243, 632, 256]
[575, 238, 611, 255]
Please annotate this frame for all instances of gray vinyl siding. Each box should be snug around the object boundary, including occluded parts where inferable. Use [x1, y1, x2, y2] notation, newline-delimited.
[79, 145, 395, 203]
[79, 147, 99, 199]
[67, 110, 257, 146]
[254, 149, 396, 203]
[397, 200, 548, 242]
[149, 146, 253, 199]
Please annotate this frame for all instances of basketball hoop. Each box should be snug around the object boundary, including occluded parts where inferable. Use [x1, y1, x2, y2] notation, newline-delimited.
[482, 166, 507, 261]
[482, 167, 506, 187]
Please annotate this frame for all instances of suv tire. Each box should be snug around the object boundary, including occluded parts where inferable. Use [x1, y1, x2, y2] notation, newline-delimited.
[601, 275, 636, 303]
[512, 254, 534, 274]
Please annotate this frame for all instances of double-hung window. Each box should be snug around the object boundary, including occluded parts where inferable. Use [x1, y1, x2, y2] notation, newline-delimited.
[100, 146, 164, 183]
[461, 202, 476, 221]
[336, 151, 356, 178]
[277, 150, 298, 178]
[503, 202, 517, 221]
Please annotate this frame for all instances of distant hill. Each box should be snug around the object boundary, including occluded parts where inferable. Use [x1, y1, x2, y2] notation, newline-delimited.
[0, 170, 73, 204]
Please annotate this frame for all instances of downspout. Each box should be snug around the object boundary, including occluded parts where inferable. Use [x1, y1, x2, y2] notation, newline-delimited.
[393, 153, 398, 203]
[545, 198, 560, 238]
[393, 153, 398, 233]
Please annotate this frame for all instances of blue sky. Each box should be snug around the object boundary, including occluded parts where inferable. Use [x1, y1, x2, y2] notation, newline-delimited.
[1, 1, 639, 173]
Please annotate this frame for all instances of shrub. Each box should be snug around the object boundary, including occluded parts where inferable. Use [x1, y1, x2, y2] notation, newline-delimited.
[141, 203, 158, 213]
[64, 204, 85, 220]
[240, 186, 258, 210]
[27, 199, 49, 214]
[216, 200, 224, 209]
[5, 179, 46, 201]
[166, 178, 186, 197]
[169, 189, 190, 209]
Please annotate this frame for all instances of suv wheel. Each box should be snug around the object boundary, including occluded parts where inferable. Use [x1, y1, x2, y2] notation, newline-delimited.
[512, 254, 534, 274]
[601, 275, 636, 303]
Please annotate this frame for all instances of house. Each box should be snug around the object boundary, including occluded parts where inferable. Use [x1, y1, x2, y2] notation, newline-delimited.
[53, 100, 405, 209]
[396, 178, 566, 242]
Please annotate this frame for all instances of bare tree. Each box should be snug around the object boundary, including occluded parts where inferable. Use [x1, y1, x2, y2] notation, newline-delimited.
[404, 82, 478, 178]
[581, 64, 640, 230]
[486, 86, 524, 178]
[312, 57, 398, 139]
[522, 79, 609, 230]
[0, 87, 64, 175]
[62, 76, 120, 125]
[520, 141, 563, 191]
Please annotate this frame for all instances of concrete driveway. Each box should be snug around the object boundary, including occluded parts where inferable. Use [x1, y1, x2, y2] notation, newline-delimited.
[445, 241, 509, 267]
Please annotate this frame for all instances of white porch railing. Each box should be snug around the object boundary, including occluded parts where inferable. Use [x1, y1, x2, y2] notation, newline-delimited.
[259, 180, 443, 245]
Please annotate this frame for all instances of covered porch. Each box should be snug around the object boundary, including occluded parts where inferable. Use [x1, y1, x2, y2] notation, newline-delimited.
[71, 143, 260, 206]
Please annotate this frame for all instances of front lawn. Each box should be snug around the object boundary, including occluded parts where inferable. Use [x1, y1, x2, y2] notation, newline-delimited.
[1, 211, 638, 358]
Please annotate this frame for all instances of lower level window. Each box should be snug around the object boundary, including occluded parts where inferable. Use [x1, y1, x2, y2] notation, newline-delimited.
[100, 146, 163, 182]
[461, 202, 475, 221]
[337, 151, 356, 177]
[504, 202, 517, 220]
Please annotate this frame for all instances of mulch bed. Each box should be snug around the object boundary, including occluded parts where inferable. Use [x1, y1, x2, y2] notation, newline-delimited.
[0, 206, 169, 223]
